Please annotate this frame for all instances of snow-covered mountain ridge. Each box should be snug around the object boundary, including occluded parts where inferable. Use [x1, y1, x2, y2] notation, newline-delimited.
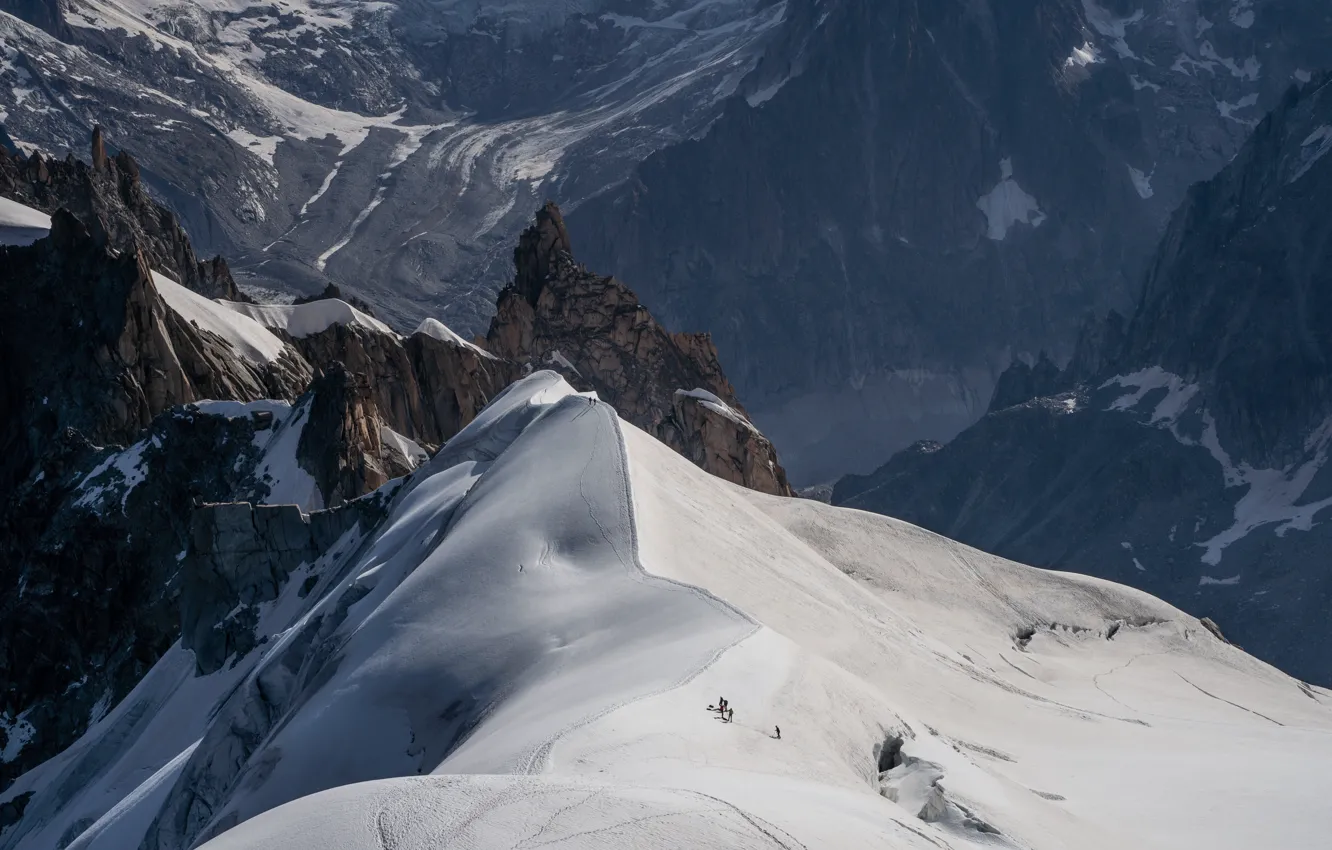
[3, 370, 1331, 850]
[0, 157, 789, 804]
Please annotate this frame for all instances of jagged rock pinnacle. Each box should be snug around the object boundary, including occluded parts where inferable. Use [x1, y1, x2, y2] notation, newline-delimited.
[91, 125, 107, 171]
[513, 201, 573, 305]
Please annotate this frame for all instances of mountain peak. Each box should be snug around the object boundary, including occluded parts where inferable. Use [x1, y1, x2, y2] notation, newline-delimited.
[90, 125, 107, 172]
[513, 200, 574, 304]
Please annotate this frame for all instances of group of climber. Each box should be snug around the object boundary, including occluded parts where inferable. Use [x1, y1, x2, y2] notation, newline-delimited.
[713, 696, 734, 723]
[711, 696, 781, 740]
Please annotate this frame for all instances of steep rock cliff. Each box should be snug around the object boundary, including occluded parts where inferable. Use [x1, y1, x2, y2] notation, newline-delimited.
[488, 203, 793, 496]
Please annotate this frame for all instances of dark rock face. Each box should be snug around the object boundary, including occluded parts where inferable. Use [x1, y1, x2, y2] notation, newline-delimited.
[0, 0, 68, 39]
[405, 332, 520, 445]
[568, 0, 1332, 483]
[987, 353, 1064, 414]
[834, 73, 1332, 685]
[0, 128, 245, 300]
[182, 499, 380, 675]
[288, 323, 436, 447]
[293, 282, 377, 316]
[0, 409, 274, 791]
[488, 203, 793, 496]
[0, 384, 407, 792]
[0, 210, 310, 497]
[1119, 78, 1332, 467]
[296, 364, 415, 508]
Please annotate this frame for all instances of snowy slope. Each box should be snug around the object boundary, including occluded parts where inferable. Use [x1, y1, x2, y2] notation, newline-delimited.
[0, 196, 50, 245]
[152, 271, 291, 364]
[413, 316, 496, 359]
[4, 372, 1331, 850]
[221, 298, 396, 339]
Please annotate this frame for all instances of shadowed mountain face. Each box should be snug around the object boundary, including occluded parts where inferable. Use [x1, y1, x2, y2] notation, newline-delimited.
[834, 73, 1332, 685]
[568, 0, 1332, 483]
[4, 2, 1330, 486]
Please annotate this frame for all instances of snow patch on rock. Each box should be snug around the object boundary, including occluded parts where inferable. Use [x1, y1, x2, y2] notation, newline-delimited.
[1104, 370, 1332, 565]
[1291, 125, 1332, 184]
[976, 158, 1046, 241]
[414, 317, 497, 359]
[153, 271, 289, 364]
[221, 298, 395, 339]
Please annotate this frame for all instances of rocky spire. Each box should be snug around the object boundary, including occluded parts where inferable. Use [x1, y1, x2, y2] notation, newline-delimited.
[296, 363, 414, 508]
[489, 203, 794, 496]
[512, 200, 573, 305]
[90, 124, 107, 171]
[1, 135, 240, 299]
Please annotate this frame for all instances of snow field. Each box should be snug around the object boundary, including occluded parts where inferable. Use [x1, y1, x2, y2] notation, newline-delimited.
[414, 317, 497, 359]
[615, 424, 1332, 849]
[5, 373, 1332, 850]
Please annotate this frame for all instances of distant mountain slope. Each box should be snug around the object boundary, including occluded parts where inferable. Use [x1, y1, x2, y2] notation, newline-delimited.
[0, 0, 786, 328]
[3, 371, 1330, 850]
[834, 72, 1332, 684]
[569, 0, 1332, 482]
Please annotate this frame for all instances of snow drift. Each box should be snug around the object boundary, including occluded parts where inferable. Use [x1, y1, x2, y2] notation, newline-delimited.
[3, 372, 1331, 850]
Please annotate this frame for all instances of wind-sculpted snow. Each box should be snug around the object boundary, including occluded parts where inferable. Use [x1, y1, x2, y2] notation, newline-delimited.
[5, 373, 1332, 850]
[0, 196, 49, 245]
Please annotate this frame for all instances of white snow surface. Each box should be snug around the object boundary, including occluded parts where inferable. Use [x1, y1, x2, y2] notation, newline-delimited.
[0, 196, 50, 245]
[7, 372, 1332, 850]
[151, 271, 290, 364]
[413, 316, 497, 359]
[221, 298, 396, 339]
[379, 424, 429, 469]
[1128, 164, 1154, 199]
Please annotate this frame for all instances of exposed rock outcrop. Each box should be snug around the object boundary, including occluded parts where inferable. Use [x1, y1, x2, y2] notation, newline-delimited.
[182, 498, 382, 675]
[488, 203, 793, 496]
[0, 210, 310, 497]
[0, 408, 276, 791]
[0, 126, 243, 300]
[288, 323, 436, 447]
[406, 331, 519, 444]
[293, 282, 378, 316]
[569, 0, 1332, 485]
[296, 364, 416, 507]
